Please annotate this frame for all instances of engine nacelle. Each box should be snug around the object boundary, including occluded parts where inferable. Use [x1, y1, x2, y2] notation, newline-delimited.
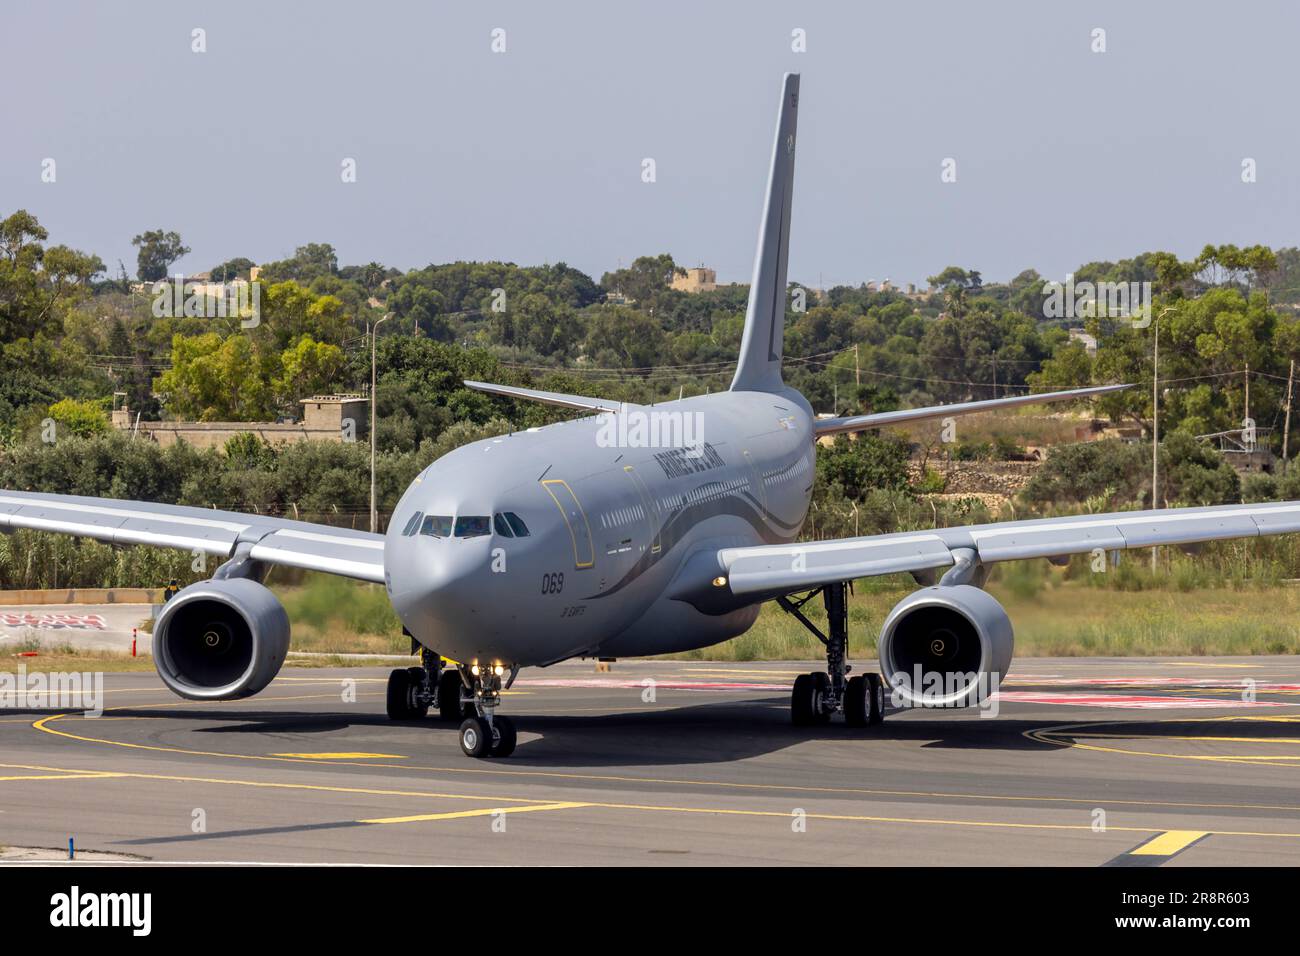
[152, 578, 290, 700]
[878, 585, 1013, 709]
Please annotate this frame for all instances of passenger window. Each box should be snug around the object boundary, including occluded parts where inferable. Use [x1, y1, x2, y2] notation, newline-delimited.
[420, 515, 453, 538]
[504, 512, 530, 537]
[493, 513, 514, 537]
[401, 511, 423, 536]
[454, 515, 491, 538]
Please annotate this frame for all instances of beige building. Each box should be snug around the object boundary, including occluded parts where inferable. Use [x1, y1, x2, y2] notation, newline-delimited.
[671, 267, 717, 294]
[113, 394, 369, 451]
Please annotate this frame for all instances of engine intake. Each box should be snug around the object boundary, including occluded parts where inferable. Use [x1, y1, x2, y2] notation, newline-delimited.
[153, 578, 290, 700]
[878, 585, 1012, 708]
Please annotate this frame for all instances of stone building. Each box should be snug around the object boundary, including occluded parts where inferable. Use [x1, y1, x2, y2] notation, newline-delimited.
[112, 394, 369, 450]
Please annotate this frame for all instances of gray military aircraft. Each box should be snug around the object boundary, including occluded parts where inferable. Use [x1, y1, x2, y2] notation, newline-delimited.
[5, 73, 1299, 758]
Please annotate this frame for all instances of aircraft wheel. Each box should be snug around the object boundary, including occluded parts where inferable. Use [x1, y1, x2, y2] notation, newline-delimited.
[437, 670, 463, 721]
[459, 716, 493, 758]
[865, 672, 886, 725]
[386, 668, 424, 720]
[844, 675, 868, 727]
[490, 715, 517, 758]
[406, 667, 430, 717]
[792, 673, 830, 726]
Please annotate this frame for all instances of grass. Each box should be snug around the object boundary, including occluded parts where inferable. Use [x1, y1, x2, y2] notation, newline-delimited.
[273, 575, 408, 656]
[673, 574, 1300, 660]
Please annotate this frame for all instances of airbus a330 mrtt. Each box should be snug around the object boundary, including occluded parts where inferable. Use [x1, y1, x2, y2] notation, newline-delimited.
[6, 74, 1295, 758]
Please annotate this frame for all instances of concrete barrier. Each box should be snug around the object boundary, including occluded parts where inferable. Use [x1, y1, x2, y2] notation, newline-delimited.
[0, 588, 163, 606]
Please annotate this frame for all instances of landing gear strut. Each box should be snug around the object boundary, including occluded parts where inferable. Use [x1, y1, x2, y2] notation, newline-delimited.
[779, 581, 885, 728]
[458, 661, 517, 758]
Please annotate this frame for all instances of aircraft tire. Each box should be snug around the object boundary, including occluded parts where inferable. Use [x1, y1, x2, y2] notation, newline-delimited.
[865, 672, 885, 725]
[791, 673, 821, 726]
[459, 716, 493, 758]
[386, 668, 416, 720]
[437, 670, 463, 721]
[490, 715, 517, 758]
[844, 675, 868, 727]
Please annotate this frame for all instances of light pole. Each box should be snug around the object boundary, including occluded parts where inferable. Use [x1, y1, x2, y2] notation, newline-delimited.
[370, 312, 392, 534]
[1151, 306, 1176, 572]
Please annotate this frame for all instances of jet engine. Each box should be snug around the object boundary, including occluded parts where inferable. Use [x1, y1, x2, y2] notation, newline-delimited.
[877, 584, 1012, 708]
[152, 578, 290, 700]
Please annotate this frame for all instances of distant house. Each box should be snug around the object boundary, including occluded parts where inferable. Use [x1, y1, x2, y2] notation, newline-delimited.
[671, 267, 717, 294]
[1068, 328, 1098, 356]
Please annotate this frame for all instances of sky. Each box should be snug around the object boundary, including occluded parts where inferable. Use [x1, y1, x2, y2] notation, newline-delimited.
[3, 0, 1298, 289]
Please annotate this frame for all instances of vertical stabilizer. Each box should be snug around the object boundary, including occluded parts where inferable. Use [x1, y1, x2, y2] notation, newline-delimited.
[730, 72, 799, 393]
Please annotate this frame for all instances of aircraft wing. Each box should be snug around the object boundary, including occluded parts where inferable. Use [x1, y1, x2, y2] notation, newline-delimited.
[463, 380, 625, 414]
[813, 383, 1130, 437]
[686, 501, 1300, 602]
[0, 490, 385, 583]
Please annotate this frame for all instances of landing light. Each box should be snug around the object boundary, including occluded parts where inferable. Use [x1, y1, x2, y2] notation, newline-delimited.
[493, 665, 505, 676]
[470, 664, 480, 676]
[712, 576, 728, 588]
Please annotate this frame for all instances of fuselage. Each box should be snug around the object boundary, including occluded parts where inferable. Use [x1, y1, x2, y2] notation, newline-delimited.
[384, 386, 816, 668]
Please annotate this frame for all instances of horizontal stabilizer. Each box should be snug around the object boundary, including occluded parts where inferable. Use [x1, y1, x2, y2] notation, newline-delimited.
[813, 383, 1130, 437]
[463, 380, 625, 414]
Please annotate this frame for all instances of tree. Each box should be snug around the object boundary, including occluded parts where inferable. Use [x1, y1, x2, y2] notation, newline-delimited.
[926, 266, 982, 319]
[153, 332, 272, 420]
[274, 335, 346, 406]
[600, 254, 684, 304]
[132, 229, 190, 282]
[210, 257, 256, 282]
[46, 397, 109, 437]
[261, 243, 338, 283]
[815, 433, 912, 499]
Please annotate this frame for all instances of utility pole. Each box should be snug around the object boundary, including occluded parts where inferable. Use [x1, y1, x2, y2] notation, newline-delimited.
[1284, 359, 1295, 463]
[1152, 311, 1161, 572]
[370, 312, 393, 534]
[854, 343, 860, 389]
[1245, 363, 1250, 434]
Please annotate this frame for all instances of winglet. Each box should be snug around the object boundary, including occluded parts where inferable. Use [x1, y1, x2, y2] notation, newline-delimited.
[730, 73, 800, 394]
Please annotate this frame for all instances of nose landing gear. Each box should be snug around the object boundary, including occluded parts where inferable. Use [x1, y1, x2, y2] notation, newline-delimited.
[458, 661, 517, 758]
[386, 649, 521, 757]
[779, 581, 886, 729]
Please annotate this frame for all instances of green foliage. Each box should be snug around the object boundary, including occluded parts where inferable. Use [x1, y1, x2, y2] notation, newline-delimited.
[47, 397, 108, 437]
[131, 229, 189, 282]
[1020, 439, 1148, 507]
[815, 433, 911, 500]
[1159, 429, 1240, 506]
[209, 257, 255, 282]
[600, 253, 683, 304]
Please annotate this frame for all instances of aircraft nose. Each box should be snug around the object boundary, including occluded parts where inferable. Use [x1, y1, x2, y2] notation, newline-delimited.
[407, 539, 503, 662]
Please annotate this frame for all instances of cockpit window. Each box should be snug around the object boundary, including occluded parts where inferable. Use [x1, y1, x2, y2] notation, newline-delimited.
[401, 511, 423, 536]
[504, 512, 530, 537]
[454, 515, 491, 538]
[420, 515, 453, 538]
[493, 513, 514, 538]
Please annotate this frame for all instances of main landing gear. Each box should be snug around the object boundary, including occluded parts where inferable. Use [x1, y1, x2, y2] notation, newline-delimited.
[386, 647, 519, 758]
[386, 646, 469, 722]
[778, 581, 885, 728]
